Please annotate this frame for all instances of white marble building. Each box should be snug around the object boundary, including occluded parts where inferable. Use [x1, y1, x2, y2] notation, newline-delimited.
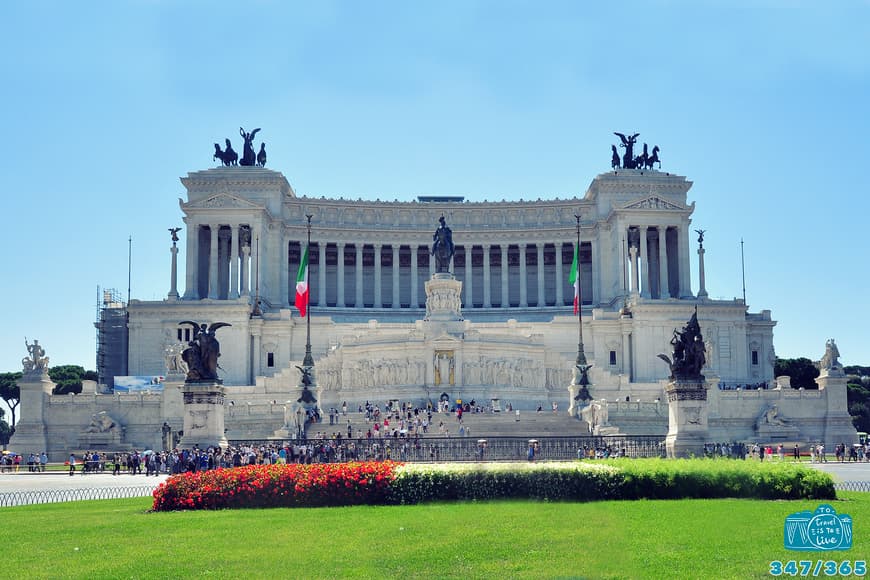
[13, 160, 857, 457]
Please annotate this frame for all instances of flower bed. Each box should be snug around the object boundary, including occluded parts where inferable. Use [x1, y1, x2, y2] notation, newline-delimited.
[152, 459, 836, 511]
[152, 461, 398, 511]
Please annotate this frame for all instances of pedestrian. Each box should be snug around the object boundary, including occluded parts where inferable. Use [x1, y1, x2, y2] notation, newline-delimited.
[68, 453, 76, 476]
[793, 444, 800, 463]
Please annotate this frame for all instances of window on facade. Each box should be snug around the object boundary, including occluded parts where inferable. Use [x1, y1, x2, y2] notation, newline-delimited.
[177, 328, 182, 341]
[751, 350, 759, 366]
[267, 352, 275, 368]
[609, 350, 617, 366]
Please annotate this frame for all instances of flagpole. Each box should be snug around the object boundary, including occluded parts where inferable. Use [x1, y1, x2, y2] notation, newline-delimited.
[574, 214, 586, 368]
[303, 214, 314, 368]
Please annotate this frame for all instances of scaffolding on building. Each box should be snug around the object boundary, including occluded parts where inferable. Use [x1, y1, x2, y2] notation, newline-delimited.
[94, 286, 128, 391]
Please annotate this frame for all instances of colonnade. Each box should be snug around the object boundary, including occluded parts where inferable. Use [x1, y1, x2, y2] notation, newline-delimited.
[625, 224, 690, 300]
[291, 241, 594, 310]
[180, 222, 692, 307]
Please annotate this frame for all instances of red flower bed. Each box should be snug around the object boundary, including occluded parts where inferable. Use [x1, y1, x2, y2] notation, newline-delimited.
[152, 461, 400, 511]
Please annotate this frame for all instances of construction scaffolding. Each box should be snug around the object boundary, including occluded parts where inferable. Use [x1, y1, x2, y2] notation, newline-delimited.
[94, 287, 128, 391]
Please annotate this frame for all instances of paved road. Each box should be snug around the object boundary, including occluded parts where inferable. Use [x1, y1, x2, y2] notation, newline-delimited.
[806, 461, 870, 483]
[0, 471, 168, 505]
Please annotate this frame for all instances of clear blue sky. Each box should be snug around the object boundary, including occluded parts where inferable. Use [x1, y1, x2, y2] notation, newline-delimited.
[1, 1, 869, 378]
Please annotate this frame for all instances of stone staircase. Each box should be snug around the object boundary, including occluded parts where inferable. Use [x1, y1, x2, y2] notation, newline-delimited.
[306, 410, 589, 439]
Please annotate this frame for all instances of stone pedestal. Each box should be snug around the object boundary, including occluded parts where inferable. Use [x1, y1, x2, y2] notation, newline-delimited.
[9, 372, 54, 455]
[179, 381, 228, 449]
[425, 274, 463, 321]
[816, 370, 859, 446]
[664, 379, 709, 458]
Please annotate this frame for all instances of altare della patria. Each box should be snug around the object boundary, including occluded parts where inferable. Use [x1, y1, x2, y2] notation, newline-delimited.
[11, 129, 857, 459]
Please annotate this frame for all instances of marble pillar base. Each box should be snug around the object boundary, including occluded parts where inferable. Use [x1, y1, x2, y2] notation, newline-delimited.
[9, 372, 54, 454]
[179, 381, 228, 450]
[425, 274, 463, 321]
[664, 379, 709, 459]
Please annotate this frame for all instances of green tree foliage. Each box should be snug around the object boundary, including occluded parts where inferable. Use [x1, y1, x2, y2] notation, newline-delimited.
[847, 381, 870, 432]
[0, 407, 12, 446]
[0, 372, 21, 428]
[774, 357, 819, 389]
[48, 365, 91, 395]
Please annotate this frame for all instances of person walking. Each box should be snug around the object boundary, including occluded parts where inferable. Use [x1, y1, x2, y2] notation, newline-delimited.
[68, 453, 76, 476]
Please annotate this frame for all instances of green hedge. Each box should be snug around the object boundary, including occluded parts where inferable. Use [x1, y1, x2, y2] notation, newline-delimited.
[387, 460, 835, 504]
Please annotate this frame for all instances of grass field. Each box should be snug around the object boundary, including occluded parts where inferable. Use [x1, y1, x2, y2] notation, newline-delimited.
[2, 493, 867, 579]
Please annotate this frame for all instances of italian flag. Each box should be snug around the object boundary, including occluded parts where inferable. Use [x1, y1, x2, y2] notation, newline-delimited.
[569, 242, 580, 315]
[295, 247, 309, 317]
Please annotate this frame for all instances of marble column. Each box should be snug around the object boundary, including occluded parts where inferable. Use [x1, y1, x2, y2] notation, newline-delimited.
[658, 226, 670, 299]
[218, 228, 231, 299]
[337, 243, 346, 307]
[355, 244, 364, 308]
[168, 242, 179, 300]
[183, 223, 198, 299]
[555, 243, 564, 306]
[519, 243, 528, 307]
[318, 242, 327, 307]
[483, 244, 492, 308]
[410, 245, 419, 308]
[208, 224, 219, 299]
[392, 245, 400, 308]
[241, 243, 251, 297]
[697, 244, 709, 299]
[591, 239, 600, 305]
[229, 225, 240, 299]
[464, 246, 473, 308]
[629, 246, 639, 295]
[639, 228, 650, 299]
[252, 230, 261, 301]
[500, 245, 509, 307]
[536, 244, 545, 307]
[278, 232, 289, 307]
[678, 225, 692, 298]
[374, 243, 383, 308]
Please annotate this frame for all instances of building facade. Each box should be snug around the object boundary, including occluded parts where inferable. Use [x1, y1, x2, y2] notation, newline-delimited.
[13, 159, 857, 458]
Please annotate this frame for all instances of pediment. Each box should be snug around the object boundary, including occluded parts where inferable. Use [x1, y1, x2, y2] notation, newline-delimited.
[621, 195, 687, 211]
[182, 193, 265, 211]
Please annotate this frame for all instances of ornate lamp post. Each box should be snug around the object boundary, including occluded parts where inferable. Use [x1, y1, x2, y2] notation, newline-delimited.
[573, 214, 592, 402]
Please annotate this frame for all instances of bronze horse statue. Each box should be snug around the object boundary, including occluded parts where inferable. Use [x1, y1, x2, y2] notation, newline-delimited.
[213, 139, 238, 166]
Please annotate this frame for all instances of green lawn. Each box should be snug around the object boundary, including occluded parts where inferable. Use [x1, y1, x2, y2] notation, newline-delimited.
[2, 493, 868, 579]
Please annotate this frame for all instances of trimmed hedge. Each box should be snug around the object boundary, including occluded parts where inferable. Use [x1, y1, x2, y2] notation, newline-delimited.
[152, 459, 836, 511]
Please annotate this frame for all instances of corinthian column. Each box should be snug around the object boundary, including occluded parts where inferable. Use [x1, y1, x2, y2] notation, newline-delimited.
[392, 245, 400, 308]
[374, 243, 382, 308]
[208, 224, 219, 299]
[658, 226, 670, 299]
[229, 225, 240, 299]
[519, 243, 528, 307]
[483, 244, 491, 308]
[337, 243, 346, 307]
[536, 244, 545, 307]
[183, 222, 198, 299]
[355, 244, 364, 307]
[410, 245, 419, 308]
[500, 245, 509, 307]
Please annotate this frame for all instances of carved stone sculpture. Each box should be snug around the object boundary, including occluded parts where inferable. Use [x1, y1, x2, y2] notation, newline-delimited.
[22, 338, 49, 375]
[818, 338, 843, 373]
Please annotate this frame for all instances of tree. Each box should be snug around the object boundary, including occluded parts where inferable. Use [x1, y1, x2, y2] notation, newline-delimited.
[48, 365, 88, 395]
[774, 357, 819, 389]
[0, 407, 12, 446]
[0, 372, 21, 428]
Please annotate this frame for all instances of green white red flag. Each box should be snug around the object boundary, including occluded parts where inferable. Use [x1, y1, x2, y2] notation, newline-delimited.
[295, 247, 309, 317]
[568, 242, 580, 315]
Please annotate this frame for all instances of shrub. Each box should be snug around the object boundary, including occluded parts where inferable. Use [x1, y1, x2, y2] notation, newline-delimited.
[152, 459, 836, 511]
